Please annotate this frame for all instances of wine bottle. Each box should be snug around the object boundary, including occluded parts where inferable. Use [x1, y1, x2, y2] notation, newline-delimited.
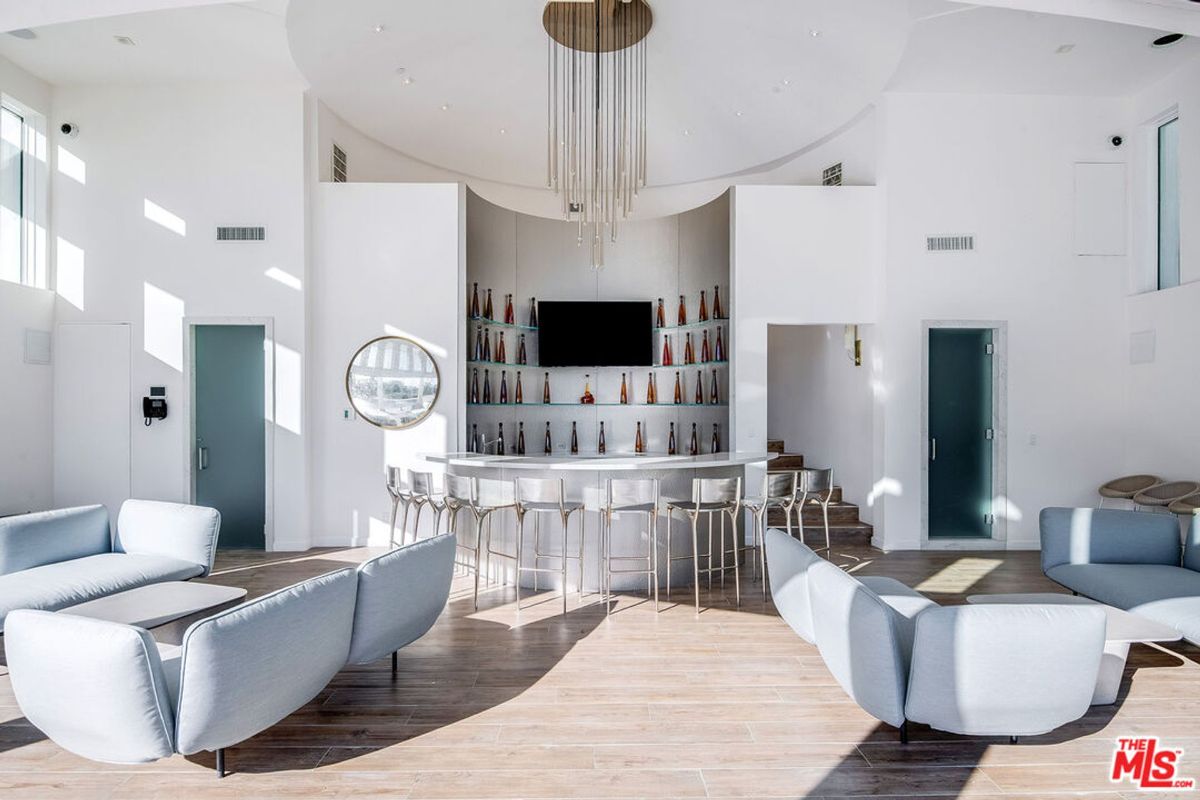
[496, 332, 507, 364]
[482, 328, 492, 362]
[673, 371, 682, 405]
[620, 372, 629, 405]
[661, 336, 673, 367]
[470, 282, 481, 319]
[684, 332, 695, 365]
[529, 297, 539, 328]
[646, 371, 657, 404]
[713, 285, 724, 319]
[715, 326, 725, 361]
[570, 421, 579, 454]
[543, 372, 551, 404]
[677, 294, 687, 326]
[515, 371, 524, 404]
[580, 374, 595, 405]
[497, 422, 506, 455]
[482, 370, 492, 404]
[701, 330, 712, 363]
[598, 421, 606, 454]
[473, 325, 484, 361]
[544, 421, 552, 454]
[689, 423, 699, 456]
[655, 297, 666, 329]
[470, 368, 480, 404]
[694, 370, 703, 404]
[517, 334, 527, 365]
[710, 369, 719, 404]
[499, 371, 509, 404]
[517, 422, 526, 455]
[668, 422, 677, 455]
[469, 423, 478, 452]
[504, 293, 515, 325]
[711, 423, 720, 453]
[484, 288, 494, 320]
[635, 421, 645, 454]
[699, 290, 709, 322]
[477, 425, 486, 453]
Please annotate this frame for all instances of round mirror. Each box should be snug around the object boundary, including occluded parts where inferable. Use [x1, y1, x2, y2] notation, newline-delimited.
[345, 336, 440, 429]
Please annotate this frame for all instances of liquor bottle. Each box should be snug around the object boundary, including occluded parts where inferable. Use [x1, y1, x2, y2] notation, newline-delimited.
[543, 372, 551, 404]
[673, 371, 682, 405]
[580, 374, 595, 405]
[517, 422, 526, 455]
[655, 298, 666, 329]
[661, 336, 673, 367]
[677, 294, 687, 326]
[570, 421, 579, 455]
[598, 421, 606, 454]
[617, 373, 628, 404]
[715, 326, 725, 361]
[496, 332, 507, 364]
[529, 297, 539, 328]
[668, 422, 677, 455]
[499, 371, 509, 404]
[515, 371, 524, 404]
[470, 368, 480, 404]
[482, 328, 492, 362]
[504, 293, 515, 325]
[473, 325, 484, 361]
[469, 423, 478, 452]
[694, 370, 704, 404]
[544, 421, 553, 454]
[689, 423, 699, 456]
[482, 370, 492, 404]
[517, 334, 527, 365]
[712, 285, 724, 319]
[646, 371, 657, 404]
[470, 282, 481, 319]
[635, 421, 645, 454]
[684, 332, 695, 365]
[483, 288, 494, 320]
[711, 423, 720, 453]
[699, 290, 709, 322]
[710, 369, 720, 404]
[701, 330, 712, 363]
[497, 422, 506, 455]
[477, 425, 487, 453]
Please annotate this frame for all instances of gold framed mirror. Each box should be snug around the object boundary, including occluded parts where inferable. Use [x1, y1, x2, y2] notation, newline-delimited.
[345, 336, 440, 430]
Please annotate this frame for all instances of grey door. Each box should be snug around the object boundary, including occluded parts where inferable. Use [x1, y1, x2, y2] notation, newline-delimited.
[194, 324, 266, 549]
[928, 328, 994, 539]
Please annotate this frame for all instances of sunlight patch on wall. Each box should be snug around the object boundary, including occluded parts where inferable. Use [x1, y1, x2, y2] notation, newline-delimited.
[144, 198, 187, 236]
[274, 341, 302, 435]
[867, 477, 902, 508]
[915, 557, 1002, 595]
[992, 494, 1023, 523]
[56, 145, 85, 185]
[55, 236, 85, 310]
[265, 267, 302, 291]
[383, 324, 448, 359]
[143, 282, 185, 371]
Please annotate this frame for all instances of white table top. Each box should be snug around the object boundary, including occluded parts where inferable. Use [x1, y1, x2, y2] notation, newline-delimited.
[422, 451, 776, 472]
[60, 582, 248, 630]
[966, 593, 1181, 644]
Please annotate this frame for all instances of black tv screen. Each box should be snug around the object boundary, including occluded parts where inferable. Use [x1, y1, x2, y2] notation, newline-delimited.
[538, 301, 653, 367]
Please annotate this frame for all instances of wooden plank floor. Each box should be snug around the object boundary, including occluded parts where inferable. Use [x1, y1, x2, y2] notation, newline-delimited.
[1, 542, 1197, 798]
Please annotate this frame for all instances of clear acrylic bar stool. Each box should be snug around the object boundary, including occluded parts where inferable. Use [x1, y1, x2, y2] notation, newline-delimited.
[741, 471, 797, 598]
[795, 467, 834, 551]
[514, 477, 584, 615]
[402, 471, 447, 546]
[600, 478, 661, 615]
[386, 467, 414, 549]
[444, 474, 514, 610]
[666, 477, 742, 614]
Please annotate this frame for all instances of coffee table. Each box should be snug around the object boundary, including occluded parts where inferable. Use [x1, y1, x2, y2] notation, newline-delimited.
[966, 592, 1181, 705]
[60, 581, 247, 644]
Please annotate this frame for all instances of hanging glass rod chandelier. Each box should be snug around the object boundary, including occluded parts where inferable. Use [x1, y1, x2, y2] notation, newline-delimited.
[544, 0, 652, 267]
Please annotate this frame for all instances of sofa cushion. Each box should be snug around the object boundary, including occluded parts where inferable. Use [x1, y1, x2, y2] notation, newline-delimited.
[0, 553, 204, 632]
[114, 500, 221, 577]
[1046, 563, 1200, 644]
[1039, 507, 1180, 572]
[0, 505, 111, 576]
[763, 529, 824, 643]
[1183, 517, 1200, 574]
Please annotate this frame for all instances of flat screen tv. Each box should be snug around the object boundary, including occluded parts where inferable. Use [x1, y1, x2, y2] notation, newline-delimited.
[537, 301, 653, 367]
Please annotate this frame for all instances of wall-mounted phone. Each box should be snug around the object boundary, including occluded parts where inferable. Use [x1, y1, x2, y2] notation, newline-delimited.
[143, 386, 167, 426]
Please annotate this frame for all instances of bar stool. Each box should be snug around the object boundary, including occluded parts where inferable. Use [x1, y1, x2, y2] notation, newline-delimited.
[514, 478, 584, 614]
[666, 477, 742, 614]
[741, 471, 797, 598]
[403, 471, 447, 545]
[795, 468, 834, 551]
[444, 474, 514, 610]
[600, 478, 661, 615]
[386, 467, 414, 548]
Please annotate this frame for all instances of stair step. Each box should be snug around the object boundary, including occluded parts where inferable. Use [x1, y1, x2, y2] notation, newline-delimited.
[794, 522, 874, 546]
[767, 440, 786, 454]
[767, 502, 860, 526]
[767, 453, 804, 470]
[754, 485, 844, 504]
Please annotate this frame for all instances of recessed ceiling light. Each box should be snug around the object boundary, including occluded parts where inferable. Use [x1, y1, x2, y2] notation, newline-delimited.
[1055, 43, 1075, 54]
[7, 29, 37, 40]
[401, 76, 414, 86]
[440, 103, 450, 111]
[809, 29, 822, 38]
[499, 128, 507, 135]
[114, 35, 136, 46]
[781, 78, 791, 86]
[735, 110, 743, 117]
[682, 129, 691, 136]
[374, 24, 386, 33]
[1152, 32, 1185, 48]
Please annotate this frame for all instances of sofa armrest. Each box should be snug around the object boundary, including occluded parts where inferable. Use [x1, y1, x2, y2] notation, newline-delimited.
[114, 500, 221, 577]
[0, 505, 111, 576]
[5, 609, 176, 763]
[905, 604, 1105, 737]
[1039, 507, 1180, 573]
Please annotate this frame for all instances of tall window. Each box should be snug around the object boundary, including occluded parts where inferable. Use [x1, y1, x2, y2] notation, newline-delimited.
[1158, 117, 1180, 291]
[0, 105, 23, 285]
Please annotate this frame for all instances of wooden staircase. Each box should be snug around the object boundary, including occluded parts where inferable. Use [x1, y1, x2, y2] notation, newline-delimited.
[764, 439, 873, 545]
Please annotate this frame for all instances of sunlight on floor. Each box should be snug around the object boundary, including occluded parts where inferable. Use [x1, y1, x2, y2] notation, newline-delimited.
[914, 556, 1002, 594]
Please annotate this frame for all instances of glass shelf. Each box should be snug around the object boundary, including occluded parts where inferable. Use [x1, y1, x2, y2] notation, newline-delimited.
[469, 402, 727, 408]
[654, 318, 730, 333]
[467, 317, 537, 332]
[467, 360, 729, 369]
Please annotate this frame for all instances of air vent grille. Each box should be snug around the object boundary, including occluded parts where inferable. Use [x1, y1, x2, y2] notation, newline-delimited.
[822, 163, 843, 186]
[332, 142, 348, 183]
[216, 226, 265, 241]
[926, 234, 975, 252]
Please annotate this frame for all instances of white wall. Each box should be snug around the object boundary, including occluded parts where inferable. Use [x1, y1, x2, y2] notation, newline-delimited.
[50, 82, 310, 546]
[309, 182, 464, 547]
[767, 324, 875, 522]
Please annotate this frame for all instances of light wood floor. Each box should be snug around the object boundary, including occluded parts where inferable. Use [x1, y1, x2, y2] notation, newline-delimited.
[1, 542, 1197, 798]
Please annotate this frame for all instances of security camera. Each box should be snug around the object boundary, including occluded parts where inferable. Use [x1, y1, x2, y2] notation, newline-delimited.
[1110, 135, 1123, 148]
[60, 122, 79, 138]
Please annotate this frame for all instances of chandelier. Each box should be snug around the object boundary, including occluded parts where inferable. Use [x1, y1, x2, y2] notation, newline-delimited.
[544, 0, 652, 266]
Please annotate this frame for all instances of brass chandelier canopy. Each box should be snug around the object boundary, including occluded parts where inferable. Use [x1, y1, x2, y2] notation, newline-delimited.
[544, 0, 652, 266]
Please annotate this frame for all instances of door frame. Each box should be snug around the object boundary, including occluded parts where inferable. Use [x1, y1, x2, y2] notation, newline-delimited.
[920, 320, 1008, 550]
[182, 316, 275, 550]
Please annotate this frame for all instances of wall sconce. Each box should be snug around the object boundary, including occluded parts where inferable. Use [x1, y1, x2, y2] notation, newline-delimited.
[844, 324, 862, 367]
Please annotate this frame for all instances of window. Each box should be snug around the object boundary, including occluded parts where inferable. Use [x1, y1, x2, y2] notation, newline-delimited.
[1158, 117, 1180, 291]
[0, 106, 23, 285]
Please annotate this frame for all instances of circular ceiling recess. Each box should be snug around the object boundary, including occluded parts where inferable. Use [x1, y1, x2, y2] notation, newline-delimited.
[286, 0, 911, 190]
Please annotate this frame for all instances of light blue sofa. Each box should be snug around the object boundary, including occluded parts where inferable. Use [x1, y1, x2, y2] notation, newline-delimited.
[5, 533, 456, 777]
[0, 501, 221, 633]
[1041, 507, 1200, 645]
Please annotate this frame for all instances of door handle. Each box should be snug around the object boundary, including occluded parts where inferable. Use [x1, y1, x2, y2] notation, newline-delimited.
[930, 438, 937, 461]
[198, 446, 209, 471]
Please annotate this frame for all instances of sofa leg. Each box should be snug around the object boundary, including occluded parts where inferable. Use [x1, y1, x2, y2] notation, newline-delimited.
[1009, 735, 1019, 744]
[215, 748, 225, 779]
[899, 720, 908, 745]
[391, 650, 398, 676]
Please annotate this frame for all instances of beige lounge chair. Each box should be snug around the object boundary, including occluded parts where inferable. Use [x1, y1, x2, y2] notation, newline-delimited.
[1168, 492, 1200, 517]
[1134, 481, 1200, 510]
[1098, 475, 1160, 508]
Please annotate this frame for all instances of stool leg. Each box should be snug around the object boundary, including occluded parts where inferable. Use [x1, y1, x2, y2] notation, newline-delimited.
[533, 514, 541, 593]
[730, 509, 742, 607]
[515, 512, 525, 611]
[665, 510, 672, 599]
[472, 512, 485, 611]
[388, 497, 401, 548]
[578, 510, 587, 602]
[560, 512, 570, 615]
[719, 513, 726, 588]
[707, 514, 714, 590]
[410, 503, 425, 546]
[650, 510, 659, 612]
[645, 515, 652, 600]
[603, 511, 612, 616]
[397, 501, 411, 549]
[691, 511, 702, 615]
[823, 500, 831, 552]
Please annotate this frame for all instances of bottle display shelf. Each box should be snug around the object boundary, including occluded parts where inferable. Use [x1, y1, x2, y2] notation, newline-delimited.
[653, 318, 730, 332]
[467, 317, 538, 332]
[468, 402, 727, 408]
[467, 360, 729, 369]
